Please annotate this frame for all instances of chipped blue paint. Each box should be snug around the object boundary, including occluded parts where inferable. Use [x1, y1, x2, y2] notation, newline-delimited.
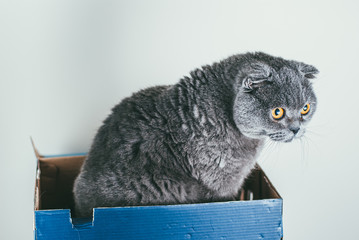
[42, 153, 87, 158]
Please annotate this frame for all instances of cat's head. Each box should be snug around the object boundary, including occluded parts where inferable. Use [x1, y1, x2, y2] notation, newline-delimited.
[232, 52, 318, 142]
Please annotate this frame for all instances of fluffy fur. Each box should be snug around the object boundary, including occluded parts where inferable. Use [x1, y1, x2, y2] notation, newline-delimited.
[73, 52, 318, 217]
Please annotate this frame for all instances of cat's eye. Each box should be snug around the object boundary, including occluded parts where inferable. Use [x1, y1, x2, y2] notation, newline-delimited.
[271, 107, 285, 120]
[301, 103, 311, 115]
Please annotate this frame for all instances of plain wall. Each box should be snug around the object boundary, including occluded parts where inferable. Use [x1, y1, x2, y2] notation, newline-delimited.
[1, 0, 358, 239]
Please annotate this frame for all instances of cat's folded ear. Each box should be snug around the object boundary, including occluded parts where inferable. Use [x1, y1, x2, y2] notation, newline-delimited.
[298, 62, 319, 79]
[241, 62, 273, 93]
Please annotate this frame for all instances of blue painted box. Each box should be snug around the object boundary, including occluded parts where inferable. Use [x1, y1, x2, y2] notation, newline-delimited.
[33, 143, 283, 240]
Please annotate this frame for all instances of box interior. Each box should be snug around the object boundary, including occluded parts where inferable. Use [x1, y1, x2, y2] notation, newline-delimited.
[34, 151, 281, 213]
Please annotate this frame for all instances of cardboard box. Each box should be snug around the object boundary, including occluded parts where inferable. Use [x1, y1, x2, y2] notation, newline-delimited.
[32, 141, 283, 240]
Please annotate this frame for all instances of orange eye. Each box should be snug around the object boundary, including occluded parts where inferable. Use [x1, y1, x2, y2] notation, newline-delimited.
[301, 103, 311, 115]
[271, 107, 285, 120]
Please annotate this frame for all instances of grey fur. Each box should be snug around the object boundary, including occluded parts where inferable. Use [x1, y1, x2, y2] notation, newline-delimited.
[73, 52, 318, 217]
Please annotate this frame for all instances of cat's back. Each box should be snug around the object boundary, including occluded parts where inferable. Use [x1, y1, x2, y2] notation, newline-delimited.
[82, 85, 171, 169]
[111, 85, 170, 125]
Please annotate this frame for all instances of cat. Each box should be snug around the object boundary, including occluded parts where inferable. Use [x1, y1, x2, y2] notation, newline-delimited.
[73, 52, 318, 217]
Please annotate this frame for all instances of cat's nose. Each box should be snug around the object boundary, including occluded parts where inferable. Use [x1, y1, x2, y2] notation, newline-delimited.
[290, 127, 300, 135]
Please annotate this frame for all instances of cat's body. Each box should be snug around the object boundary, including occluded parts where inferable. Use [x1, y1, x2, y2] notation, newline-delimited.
[73, 52, 318, 217]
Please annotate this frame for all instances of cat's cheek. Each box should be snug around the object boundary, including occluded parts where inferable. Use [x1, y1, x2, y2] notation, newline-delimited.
[239, 130, 264, 140]
[295, 128, 306, 139]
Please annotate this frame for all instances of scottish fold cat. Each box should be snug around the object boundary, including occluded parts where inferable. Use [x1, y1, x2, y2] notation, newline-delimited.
[73, 52, 318, 217]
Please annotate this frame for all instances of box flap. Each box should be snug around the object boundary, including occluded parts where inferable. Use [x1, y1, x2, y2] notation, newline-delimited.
[31, 139, 86, 211]
[31, 137, 42, 160]
[31, 138, 41, 211]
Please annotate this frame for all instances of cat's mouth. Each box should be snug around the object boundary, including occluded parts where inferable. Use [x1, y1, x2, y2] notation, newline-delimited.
[268, 132, 292, 142]
[268, 129, 305, 142]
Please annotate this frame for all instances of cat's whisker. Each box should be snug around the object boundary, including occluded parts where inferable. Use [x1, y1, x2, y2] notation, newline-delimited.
[306, 120, 330, 129]
[302, 134, 320, 154]
[259, 139, 282, 170]
[305, 129, 326, 139]
[258, 139, 275, 165]
[299, 137, 308, 168]
[305, 136, 311, 167]
[305, 121, 329, 138]
[271, 141, 283, 169]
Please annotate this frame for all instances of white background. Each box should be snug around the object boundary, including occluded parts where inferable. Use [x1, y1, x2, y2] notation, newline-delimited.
[1, 0, 358, 239]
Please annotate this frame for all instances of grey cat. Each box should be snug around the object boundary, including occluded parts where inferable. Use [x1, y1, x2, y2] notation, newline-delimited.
[73, 52, 318, 217]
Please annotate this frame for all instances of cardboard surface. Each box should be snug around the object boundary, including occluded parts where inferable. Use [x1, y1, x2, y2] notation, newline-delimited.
[33, 144, 283, 240]
[35, 200, 282, 240]
[37, 155, 85, 210]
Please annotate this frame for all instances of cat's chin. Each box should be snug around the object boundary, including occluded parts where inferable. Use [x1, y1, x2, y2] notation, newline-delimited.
[269, 134, 301, 143]
[283, 138, 294, 143]
[267, 133, 294, 143]
[268, 138, 293, 143]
